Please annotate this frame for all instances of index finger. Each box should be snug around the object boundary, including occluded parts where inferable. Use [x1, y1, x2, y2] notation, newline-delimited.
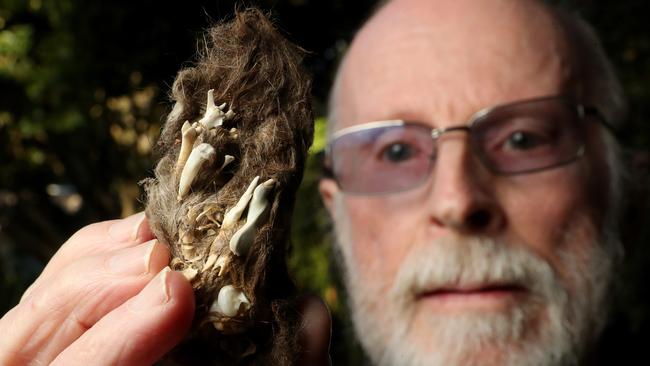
[22, 212, 155, 301]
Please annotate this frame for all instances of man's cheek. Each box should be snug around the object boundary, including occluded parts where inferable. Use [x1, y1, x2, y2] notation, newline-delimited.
[344, 200, 413, 280]
[499, 172, 589, 250]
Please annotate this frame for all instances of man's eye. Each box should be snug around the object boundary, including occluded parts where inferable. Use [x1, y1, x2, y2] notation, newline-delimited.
[381, 143, 413, 162]
[504, 131, 547, 150]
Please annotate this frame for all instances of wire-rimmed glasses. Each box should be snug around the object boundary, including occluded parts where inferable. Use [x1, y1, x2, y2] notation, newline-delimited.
[324, 96, 613, 195]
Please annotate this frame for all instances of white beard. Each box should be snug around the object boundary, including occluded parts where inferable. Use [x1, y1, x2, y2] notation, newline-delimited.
[333, 196, 620, 366]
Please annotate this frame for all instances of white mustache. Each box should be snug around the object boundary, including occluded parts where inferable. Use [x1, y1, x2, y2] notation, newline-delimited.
[390, 236, 561, 304]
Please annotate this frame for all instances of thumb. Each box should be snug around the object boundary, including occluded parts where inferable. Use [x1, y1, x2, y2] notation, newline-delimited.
[297, 295, 332, 366]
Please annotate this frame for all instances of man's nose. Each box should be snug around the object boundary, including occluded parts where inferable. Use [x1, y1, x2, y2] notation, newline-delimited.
[425, 136, 505, 235]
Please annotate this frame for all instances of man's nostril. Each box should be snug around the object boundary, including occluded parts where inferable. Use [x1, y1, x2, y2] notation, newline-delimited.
[467, 209, 492, 230]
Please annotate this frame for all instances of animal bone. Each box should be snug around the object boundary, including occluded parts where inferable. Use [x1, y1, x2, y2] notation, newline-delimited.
[222, 176, 259, 229]
[178, 143, 216, 200]
[141, 9, 313, 364]
[198, 89, 234, 129]
[220, 155, 235, 171]
[214, 254, 230, 276]
[211, 285, 251, 318]
[203, 253, 219, 272]
[229, 179, 274, 256]
[182, 267, 199, 281]
[175, 121, 198, 177]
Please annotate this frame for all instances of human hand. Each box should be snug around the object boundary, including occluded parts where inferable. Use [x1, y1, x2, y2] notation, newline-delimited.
[0, 212, 331, 365]
[0, 212, 195, 365]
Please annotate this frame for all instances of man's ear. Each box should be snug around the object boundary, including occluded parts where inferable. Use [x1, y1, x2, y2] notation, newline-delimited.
[318, 178, 339, 216]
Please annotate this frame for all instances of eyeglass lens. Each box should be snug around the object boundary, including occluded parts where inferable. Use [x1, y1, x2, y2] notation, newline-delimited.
[329, 98, 587, 194]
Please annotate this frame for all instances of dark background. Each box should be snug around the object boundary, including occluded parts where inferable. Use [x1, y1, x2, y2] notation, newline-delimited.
[0, 0, 648, 363]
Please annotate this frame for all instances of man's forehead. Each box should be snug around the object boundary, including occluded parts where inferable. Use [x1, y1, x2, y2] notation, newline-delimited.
[336, 0, 578, 126]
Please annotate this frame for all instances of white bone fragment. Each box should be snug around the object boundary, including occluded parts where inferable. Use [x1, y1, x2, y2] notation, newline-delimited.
[197, 205, 217, 222]
[229, 179, 274, 256]
[181, 243, 195, 259]
[222, 176, 260, 229]
[198, 89, 234, 129]
[211, 285, 251, 317]
[182, 267, 199, 281]
[186, 206, 199, 222]
[181, 120, 191, 134]
[167, 102, 184, 125]
[197, 224, 216, 231]
[215, 254, 230, 276]
[178, 143, 216, 200]
[174, 121, 198, 177]
[203, 253, 218, 272]
[247, 179, 274, 221]
[180, 229, 194, 244]
[220, 155, 235, 170]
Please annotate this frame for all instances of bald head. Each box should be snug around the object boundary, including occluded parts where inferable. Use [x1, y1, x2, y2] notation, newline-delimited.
[329, 0, 624, 134]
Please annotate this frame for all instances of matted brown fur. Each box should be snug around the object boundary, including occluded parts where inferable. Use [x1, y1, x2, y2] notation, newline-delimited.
[142, 8, 313, 365]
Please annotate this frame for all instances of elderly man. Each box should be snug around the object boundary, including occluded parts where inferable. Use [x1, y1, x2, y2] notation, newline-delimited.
[320, 0, 623, 366]
[318, 0, 626, 365]
[0, 0, 627, 365]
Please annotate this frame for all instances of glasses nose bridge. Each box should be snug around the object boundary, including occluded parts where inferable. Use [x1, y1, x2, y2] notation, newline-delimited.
[430, 125, 472, 141]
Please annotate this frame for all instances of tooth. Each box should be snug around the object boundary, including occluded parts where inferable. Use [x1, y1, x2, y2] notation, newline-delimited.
[220, 155, 234, 170]
[198, 89, 232, 129]
[229, 179, 274, 256]
[222, 176, 260, 229]
[210, 285, 251, 317]
[215, 255, 230, 276]
[247, 179, 274, 221]
[203, 253, 218, 272]
[178, 143, 216, 200]
[174, 121, 198, 178]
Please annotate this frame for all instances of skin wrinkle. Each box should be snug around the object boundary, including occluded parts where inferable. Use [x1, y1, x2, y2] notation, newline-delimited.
[321, 0, 625, 365]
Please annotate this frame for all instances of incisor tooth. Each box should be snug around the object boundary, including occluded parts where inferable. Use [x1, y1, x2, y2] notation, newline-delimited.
[178, 143, 216, 200]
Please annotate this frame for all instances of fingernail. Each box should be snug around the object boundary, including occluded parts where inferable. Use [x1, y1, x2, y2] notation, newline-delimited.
[108, 212, 147, 242]
[129, 267, 172, 311]
[107, 239, 158, 275]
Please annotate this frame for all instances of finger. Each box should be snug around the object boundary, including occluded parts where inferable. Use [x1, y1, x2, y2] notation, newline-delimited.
[51, 268, 195, 366]
[23, 212, 154, 300]
[0, 240, 169, 366]
[52, 212, 155, 272]
[297, 295, 332, 366]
